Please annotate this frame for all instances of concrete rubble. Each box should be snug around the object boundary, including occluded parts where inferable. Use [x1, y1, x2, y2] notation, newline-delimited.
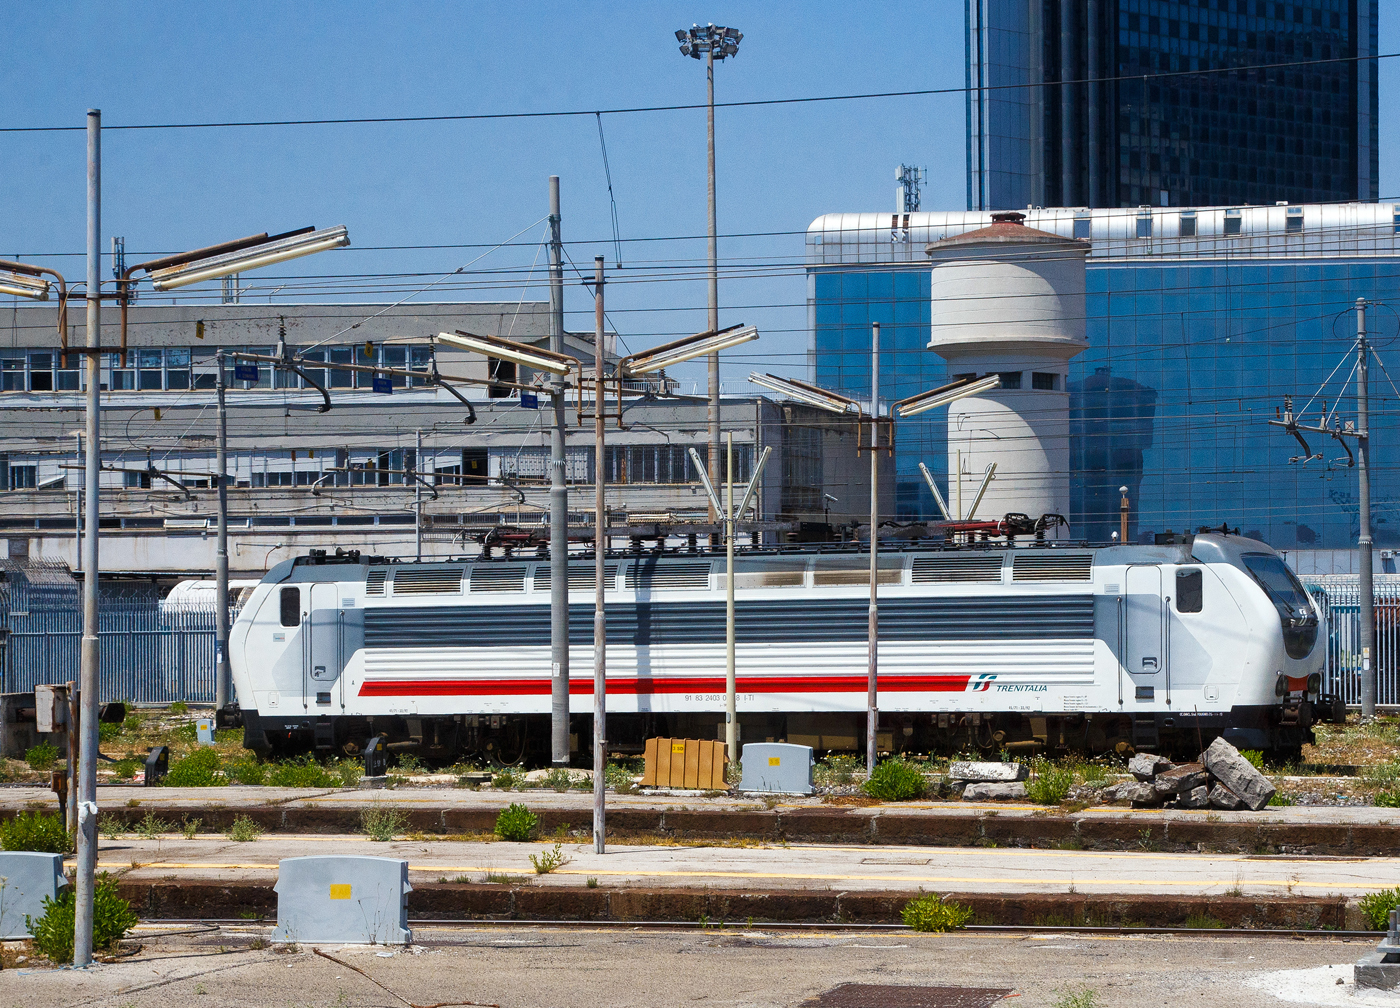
[1103, 739, 1276, 812]
[961, 781, 1028, 801]
[949, 762, 1028, 783]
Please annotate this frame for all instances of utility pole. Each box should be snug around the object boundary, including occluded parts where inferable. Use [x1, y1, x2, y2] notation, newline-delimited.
[548, 177, 571, 767]
[704, 40, 720, 528]
[1358, 298, 1376, 719]
[215, 351, 231, 712]
[414, 429, 423, 562]
[867, 321, 880, 776]
[592, 255, 607, 854]
[74, 106, 101, 969]
[725, 432, 736, 759]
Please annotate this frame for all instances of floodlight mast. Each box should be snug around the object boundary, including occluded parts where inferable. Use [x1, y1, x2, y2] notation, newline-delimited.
[0, 259, 69, 361]
[675, 23, 743, 531]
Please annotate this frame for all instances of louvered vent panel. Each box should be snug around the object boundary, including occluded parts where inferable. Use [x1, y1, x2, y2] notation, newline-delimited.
[1011, 553, 1094, 582]
[365, 569, 388, 596]
[626, 563, 713, 591]
[534, 565, 618, 591]
[911, 555, 1004, 583]
[468, 566, 527, 593]
[392, 566, 465, 595]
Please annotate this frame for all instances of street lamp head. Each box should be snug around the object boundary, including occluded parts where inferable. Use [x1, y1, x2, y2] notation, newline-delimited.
[895, 373, 1002, 417]
[0, 269, 50, 300]
[435, 330, 576, 376]
[145, 225, 350, 291]
[676, 23, 742, 60]
[621, 323, 758, 375]
[748, 372, 859, 416]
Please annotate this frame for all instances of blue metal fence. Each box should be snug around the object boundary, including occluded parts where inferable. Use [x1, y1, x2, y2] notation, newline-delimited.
[1305, 575, 1400, 707]
[2, 563, 223, 704]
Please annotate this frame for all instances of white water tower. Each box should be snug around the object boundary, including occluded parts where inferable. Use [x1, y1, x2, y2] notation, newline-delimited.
[925, 212, 1089, 524]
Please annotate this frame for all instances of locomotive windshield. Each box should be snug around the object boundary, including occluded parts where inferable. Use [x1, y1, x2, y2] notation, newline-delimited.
[1242, 553, 1317, 659]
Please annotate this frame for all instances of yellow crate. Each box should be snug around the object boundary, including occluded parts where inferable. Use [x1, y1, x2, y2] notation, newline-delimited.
[640, 737, 730, 790]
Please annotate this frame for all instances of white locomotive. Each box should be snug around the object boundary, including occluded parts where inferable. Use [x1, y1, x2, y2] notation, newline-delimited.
[228, 533, 1330, 763]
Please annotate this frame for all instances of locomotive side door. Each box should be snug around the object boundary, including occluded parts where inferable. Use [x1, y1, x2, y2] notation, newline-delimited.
[1124, 565, 1166, 703]
[305, 583, 347, 709]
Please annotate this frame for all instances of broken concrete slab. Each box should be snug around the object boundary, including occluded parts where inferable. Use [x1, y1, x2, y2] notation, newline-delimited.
[1202, 738, 1276, 811]
[1102, 781, 1161, 806]
[961, 782, 1027, 801]
[1177, 786, 1210, 809]
[1153, 763, 1209, 796]
[1129, 753, 1175, 781]
[948, 762, 1027, 783]
[1209, 784, 1245, 810]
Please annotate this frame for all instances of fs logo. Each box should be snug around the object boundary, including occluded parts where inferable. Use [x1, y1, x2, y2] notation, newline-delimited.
[968, 674, 997, 693]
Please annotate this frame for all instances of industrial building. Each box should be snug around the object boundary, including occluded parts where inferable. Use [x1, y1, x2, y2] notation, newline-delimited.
[967, 0, 1379, 210]
[809, 201, 1400, 551]
[0, 302, 874, 579]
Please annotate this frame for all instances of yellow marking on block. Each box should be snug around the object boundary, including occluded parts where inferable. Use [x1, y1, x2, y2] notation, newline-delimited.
[768, 757, 781, 766]
[672, 743, 686, 754]
[329, 883, 352, 900]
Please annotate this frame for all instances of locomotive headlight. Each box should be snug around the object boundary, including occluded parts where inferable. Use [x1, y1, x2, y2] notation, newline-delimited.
[1307, 673, 1322, 695]
[1275, 674, 1288, 698]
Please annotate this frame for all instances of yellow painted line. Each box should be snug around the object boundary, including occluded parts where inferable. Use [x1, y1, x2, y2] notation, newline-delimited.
[96, 862, 1391, 890]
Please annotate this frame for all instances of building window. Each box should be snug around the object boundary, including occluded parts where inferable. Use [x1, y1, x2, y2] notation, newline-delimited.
[1031, 372, 1058, 391]
[996, 371, 1022, 389]
[1393, 209, 1400, 235]
[1224, 209, 1242, 235]
[1073, 216, 1091, 239]
[488, 359, 516, 399]
[1179, 213, 1197, 237]
[7, 466, 36, 490]
[123, 471, 152, 489]
[1135, 214, 1153, 239]
[1285, 208, 1303, 233]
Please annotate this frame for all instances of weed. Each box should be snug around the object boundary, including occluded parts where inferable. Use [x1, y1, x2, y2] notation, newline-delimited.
[1075, 761, 1110, 785]
[863, 758, 928, 802]
[452, 874, 472, 884]
[248, 937, 269, 950]
[1362, 762, 1400, 790]
[225, 815, 263, 842]
[586, 877, 599, 888]
[194, 983, 208, 995]
[484, 872, 528, 884]
[1184, 913, 1225, 929]
[99, 816, 124, 840]
[1359, 887, 1400, 930]
[278, 942, 301, 954]
[495, 802, 538, 841]
[361, 806, 406, 842]
[108, 758, 140, 781]
[1268, 792, 1297, 806]
[393, 753, 424, 775]
[541, 767, 574, 792]
[1225, 873, 1245, 898]
[1137, 828, 1159, 852]
[266, 756, 335, 788]
[814, 754, 866, 787]
[180, 818, 201, 840]
[492, 768, 525, 790]
[168, 701, 189, 714]
[224, 758, 267, 786]
[1240, 749, 1266, 770]
[1054, 835, 1085, 851]
[24, 743, 59, 772]
[27, 873, 137, 963]
[604, 761, 637, 791]
[136, 811, 172, 839]
[332, 759, 362, 788]
[1051, 984, 1102, 1008]
[1026, 760, 1075, 805]
[98, 722, 122, 743]
[760, 794, 781, 810]
[0, 810, 71, 853]
[163, 748, 222, 787]
[901, 893, 974, 932]
[530, 841, 571, 875]
[1377, 790, 1400, 807]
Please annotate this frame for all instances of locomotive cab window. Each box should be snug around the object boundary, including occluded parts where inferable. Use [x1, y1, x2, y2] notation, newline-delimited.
[1175, 569, 1203, 612]
[279, 586, 301, 627]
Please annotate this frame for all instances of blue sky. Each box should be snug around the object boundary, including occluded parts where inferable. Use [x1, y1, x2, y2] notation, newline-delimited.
[1, 2, 1394, 389]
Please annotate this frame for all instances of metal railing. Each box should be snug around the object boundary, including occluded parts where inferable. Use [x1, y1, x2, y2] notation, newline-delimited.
[1305, 575, 1400, 706]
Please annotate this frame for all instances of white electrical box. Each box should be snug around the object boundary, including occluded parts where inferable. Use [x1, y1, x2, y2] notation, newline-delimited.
[272, 856, 413, 945]
[737, 742, 814, 795]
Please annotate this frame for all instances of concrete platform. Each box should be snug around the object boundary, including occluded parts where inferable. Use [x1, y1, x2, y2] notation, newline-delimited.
[9, 785, 1399, 855]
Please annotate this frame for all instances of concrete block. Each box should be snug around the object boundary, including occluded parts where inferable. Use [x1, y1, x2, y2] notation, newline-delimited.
[272, 856, 412, 945]
[962, 782, 1026, 801]
[1178, 785, 1210, 809]
[1102, 781, 1157, 805]
[0, 852, 66, 939]
[1129, 753, 1175, 781]
[1153, 762, 1208, 795]
[949, 761, 1027, 783]
[1202, 737, 1276, 810]
[1209, 784, 1245, 810]
[737, 743, 813, 795]
[1354, 949, 1400, 990]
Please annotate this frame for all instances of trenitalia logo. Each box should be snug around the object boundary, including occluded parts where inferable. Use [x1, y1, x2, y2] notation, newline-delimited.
[969, 675, 997, 692]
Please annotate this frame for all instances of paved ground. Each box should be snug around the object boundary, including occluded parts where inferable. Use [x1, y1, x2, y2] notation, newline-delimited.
[94, 833, 1400, 896]
[7, 784, 1392, 825]
[0, 924, 1390, 1008]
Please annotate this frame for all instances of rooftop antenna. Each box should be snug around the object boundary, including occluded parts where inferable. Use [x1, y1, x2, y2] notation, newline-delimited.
[897, 164, 925, 213]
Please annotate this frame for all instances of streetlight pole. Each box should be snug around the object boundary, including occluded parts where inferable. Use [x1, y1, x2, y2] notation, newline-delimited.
[215, 351, 231, 713]
[74, 106, 102, 969]
[867, 322, 880, 777]
[1357, 297, 1376, 719]
[592, 255, 607, 854]
[676, 24, 742, 528]
[725, 431, 735, 758]
[548, 176, 571, 766]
